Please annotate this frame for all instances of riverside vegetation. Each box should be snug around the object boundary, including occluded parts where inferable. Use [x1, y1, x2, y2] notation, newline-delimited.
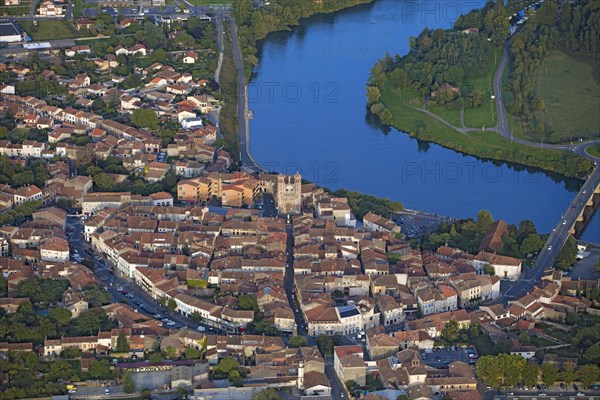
[366, 0, 594, 178]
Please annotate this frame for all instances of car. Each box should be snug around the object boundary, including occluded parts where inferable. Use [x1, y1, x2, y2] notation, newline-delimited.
[105, 389, 110, 395]
[583, 190, 587, 194]
[539, 394, 547, 396]
[576, 393, 585, 397]
[197, 325, 206, 332]
[154, 314, 162, 319]
[548, 245, 552, 251]
[563, 220, 567, 225]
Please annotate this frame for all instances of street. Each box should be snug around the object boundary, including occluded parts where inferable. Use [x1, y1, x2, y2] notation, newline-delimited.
[67, 216, 225, 335]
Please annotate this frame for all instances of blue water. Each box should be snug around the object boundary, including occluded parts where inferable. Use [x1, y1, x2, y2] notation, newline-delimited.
[248, 0, 599, 243]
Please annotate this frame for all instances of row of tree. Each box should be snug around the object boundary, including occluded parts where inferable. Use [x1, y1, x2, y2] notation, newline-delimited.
[476, 354, 600, 389]
[506, 0, 599, 142]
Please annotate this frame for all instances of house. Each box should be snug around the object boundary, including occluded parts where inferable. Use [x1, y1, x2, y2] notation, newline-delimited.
[13, 185, 43, 206]
[150, 192, 174, 207]
[182, 51, 198, 64]
[363, 212, 401, 235]
[37, 0, 63, 16]
[474, 251, 522, 281]
[431, 83, 460, 99]
[75, 18, 93, 30]
[333, 345, 366, 387]
[0, 84, 15, 94]
[181, 118, 204, 130]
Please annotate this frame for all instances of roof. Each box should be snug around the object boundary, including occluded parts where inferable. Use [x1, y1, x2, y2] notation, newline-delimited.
[478, 220, 509, 252]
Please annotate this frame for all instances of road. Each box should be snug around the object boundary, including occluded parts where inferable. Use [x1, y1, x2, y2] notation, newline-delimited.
[493, 44, 600, 161]
[488, 41, 600, 304]
[494, 164, 600, 304]
[66, 216, 226, 335]
[224, 16, 265, 173]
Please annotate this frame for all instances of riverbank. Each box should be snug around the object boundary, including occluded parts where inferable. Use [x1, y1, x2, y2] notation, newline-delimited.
[234, 0, 374, 82]
[379, 81, 592, 179]
[217, 19, 240, 160]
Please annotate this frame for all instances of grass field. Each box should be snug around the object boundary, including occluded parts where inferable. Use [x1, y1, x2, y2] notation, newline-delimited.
[20, 20, 80, 40]
[185, 0, 232, 6]
[0, 2, 31, 16]
[380, 81, 593, 177]
[586, 144, 600, 158]
[73, 0, 83, 17]
[510, 49, 599, 143]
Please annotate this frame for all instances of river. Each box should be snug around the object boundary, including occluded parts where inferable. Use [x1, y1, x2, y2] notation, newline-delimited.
[248, 0, 599, 243]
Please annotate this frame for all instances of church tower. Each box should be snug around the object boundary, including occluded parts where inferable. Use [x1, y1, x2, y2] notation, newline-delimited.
[297, 359, 305, 390]
[276, 173, 302, 215]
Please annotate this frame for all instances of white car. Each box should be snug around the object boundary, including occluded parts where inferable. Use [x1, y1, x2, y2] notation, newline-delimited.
[197, 325, 206, 332]
[547, 245, 552, 251]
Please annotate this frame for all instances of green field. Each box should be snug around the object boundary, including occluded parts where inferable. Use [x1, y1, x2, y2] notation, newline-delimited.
[586, 144, 600, 158]
[20, 20, 80, 40]
[0, 2, 31, 16]
[380, 81, 593, 178]
[510, 49, 599, 143]
[185, 0, 232, 6]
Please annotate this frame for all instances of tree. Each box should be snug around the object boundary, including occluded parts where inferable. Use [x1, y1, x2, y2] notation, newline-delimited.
[84, 285, 112, 308]
[148, 353, 164, 363]
[74, 309, 107, 335]
[116, 332, 130, 353]
[441, 320, 461, 343]
[397, 396, 409, 400]
[61, 347, 82, 358]
[561, 362, 576, 385]
[346, 379, 358, 393]
[518, 332, 531, 345]
[483, 264, 495, 276]
[247, 320, 279, 336]
[585, 343, 600, 364]
[49, 308, 72, 326]
[541, 363, 559, 387]
[167, 297, 177, 313]
[123, 371, 136, 394]
[90, 359, 112, 379]
[317, 335, 334, 356]
[366, 86, 381, 104]
[131, 109, 159, 130]
[288, 336, 308, 348]
[252, 388, 283, 400]
[521, 363, 539, 387]
[477, 210, 493, 231]
[520, 234, 544, 255]
[238, 295, 259, 312]
[578, 364, 600, 389]
[184, 347, 202, 359]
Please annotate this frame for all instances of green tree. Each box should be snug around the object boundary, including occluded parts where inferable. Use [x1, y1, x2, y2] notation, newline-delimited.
[123, 371, 136, 393]
[346, 379, 358, 393]
[84, 286, 112, 308]
[47, 360, 78, 382]
[131, 109, 159, 130]
[521, 363, 539, 387]
[520, 234, 544, 255]
[167, 298, 177, 313]
[441, 320, 461, 343]
[288, 336, 308, 348]
[585, 343, 600, 364]
[518, 332, 531, 345]
[578, 364, 600, 389]
[148, 353, 164, 363]
[366, 86, 381, 105]
[184, 347, 202, 359]
[317, 335, 334, 356]
[252, 388, 282, 400]
[74, 309, 106, 336]
[541, 363, 559, 387]
[48, 308, 72, 326]
[90, 359, 112, 379]
[477, 210, 493, 231]
[247, 320, 279, 336]
[238, 295, 259, 312]
[116, 332, 130, 353]
[481, 263, 495, 275]
[561, 362, 576, 385]
[61, 347, 82, 358]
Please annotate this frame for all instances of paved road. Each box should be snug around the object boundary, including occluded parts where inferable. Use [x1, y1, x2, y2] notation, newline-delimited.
[224, 16, 264, 173]
[67, 216, 226, 335]
[493, 165, 600, 304]
[493, 44, 600, 161]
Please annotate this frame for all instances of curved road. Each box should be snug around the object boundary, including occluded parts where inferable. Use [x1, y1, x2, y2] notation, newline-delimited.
[493, 45, 600, 161]
[490, 43, 600, 304]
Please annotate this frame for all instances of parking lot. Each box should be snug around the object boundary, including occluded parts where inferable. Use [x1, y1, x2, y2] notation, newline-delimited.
[421, 346, 476, 368]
